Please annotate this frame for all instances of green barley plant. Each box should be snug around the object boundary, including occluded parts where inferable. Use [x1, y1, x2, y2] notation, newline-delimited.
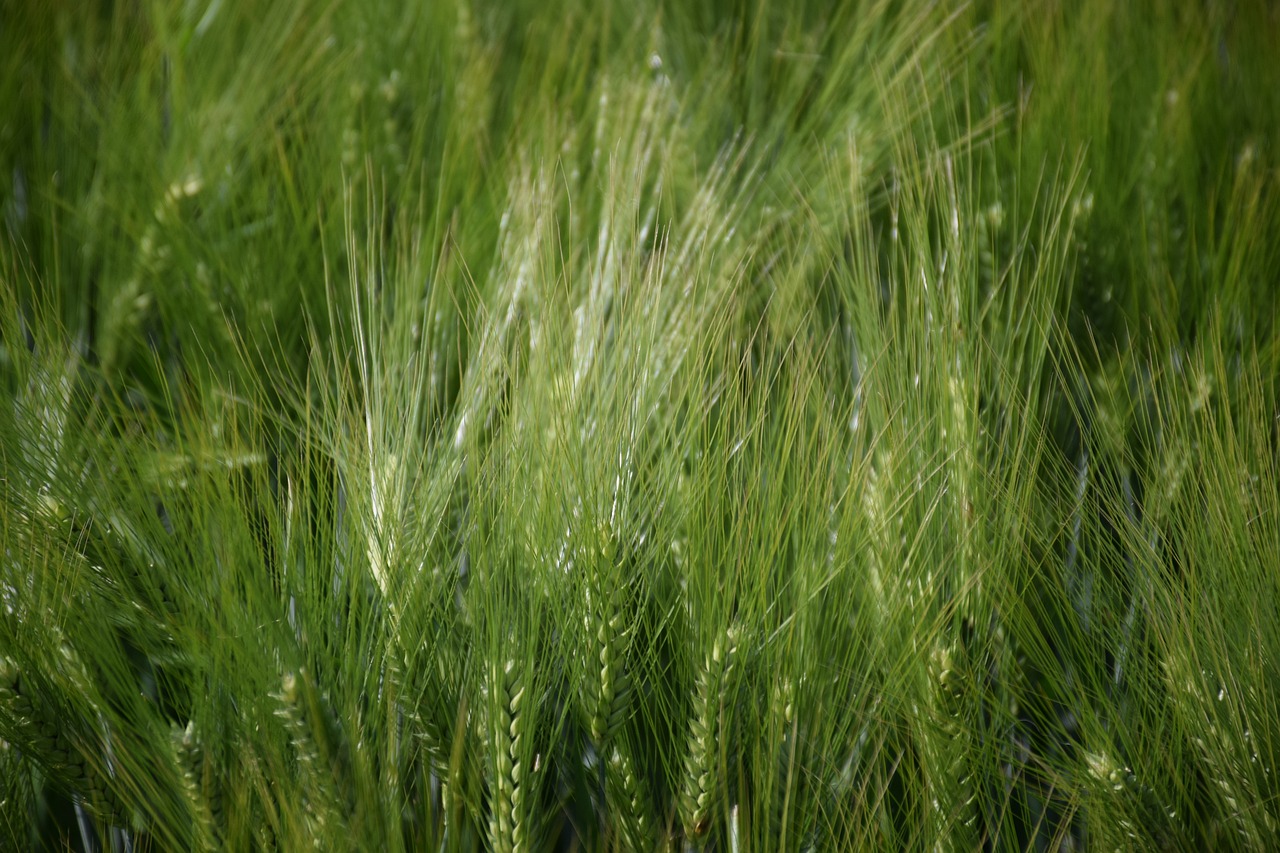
[3, 0, 1279, 850]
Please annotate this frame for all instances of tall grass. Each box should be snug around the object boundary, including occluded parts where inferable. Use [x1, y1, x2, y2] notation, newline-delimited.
[3, 0, 1279, 849]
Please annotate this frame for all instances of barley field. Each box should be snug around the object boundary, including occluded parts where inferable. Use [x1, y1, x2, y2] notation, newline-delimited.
[2, 1, 1279, 850]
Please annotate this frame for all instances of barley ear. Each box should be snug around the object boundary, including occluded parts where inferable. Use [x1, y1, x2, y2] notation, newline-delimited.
[605, 741, 659, 851]
[273, 670, 349, 840]
[171, 721, 220, 850]
[0, 657, 122, 823]
[926, 641, 978, 849]
[679, 624, 740, 842]
[579, 532, 656, 845]
[766, 674, 797, 837]
[488, 657, 531, 853]
[578, 526, 636, 749]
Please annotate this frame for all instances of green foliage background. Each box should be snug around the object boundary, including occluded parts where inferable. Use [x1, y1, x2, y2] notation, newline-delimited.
[2, 0, 1278, 849]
